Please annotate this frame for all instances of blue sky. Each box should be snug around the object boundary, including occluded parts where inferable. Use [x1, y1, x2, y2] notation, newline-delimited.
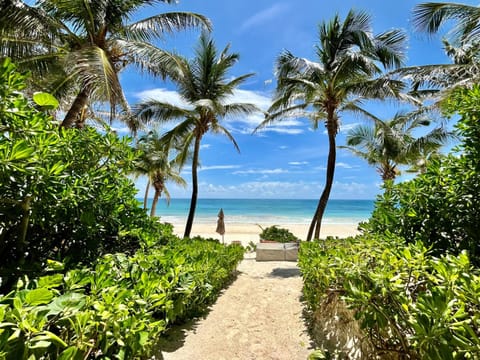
[119, 0, 475, 200]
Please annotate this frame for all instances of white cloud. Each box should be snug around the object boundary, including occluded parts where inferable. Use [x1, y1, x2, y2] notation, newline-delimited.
[227, 89, 272, 110]
[255, 127, 304, 135]
[337, 162, 355, 169]
[136, 176, 380, 200]
[135, 88, 188, 108]
[191, 180, 377, 199]
[240, 4, 290, 32]
[233, 168, 288, 175]
[199, 165, 241, 171]
[133, 87, 306, 136]
[289, 161, 309, 166]
[200, 144, 211, 150]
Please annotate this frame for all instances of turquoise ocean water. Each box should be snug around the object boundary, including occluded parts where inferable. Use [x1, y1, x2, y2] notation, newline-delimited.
[142, 198, 375, 225]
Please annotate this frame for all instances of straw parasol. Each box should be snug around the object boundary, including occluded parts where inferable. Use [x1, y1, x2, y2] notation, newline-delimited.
[216, 208, 225, 243]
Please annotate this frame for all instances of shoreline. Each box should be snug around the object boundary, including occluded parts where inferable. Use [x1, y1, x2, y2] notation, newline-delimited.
[169, 221, 360, 245]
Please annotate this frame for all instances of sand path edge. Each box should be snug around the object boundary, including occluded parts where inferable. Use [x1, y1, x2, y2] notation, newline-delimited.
[157, 253, 314, 360]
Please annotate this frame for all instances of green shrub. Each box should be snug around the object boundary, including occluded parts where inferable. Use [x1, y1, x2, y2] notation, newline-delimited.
[299, 236, 480, 359]
[0, 58, 165, 290]
[0, 238, 244, 359]
[362, 86, 480, 264]
[258, 225, 300, 243]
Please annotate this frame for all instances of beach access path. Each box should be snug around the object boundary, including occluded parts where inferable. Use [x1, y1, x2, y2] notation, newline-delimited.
[159, 252, 314, 360]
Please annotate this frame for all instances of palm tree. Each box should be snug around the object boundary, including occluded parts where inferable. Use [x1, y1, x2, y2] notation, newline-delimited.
[340, 111, 451, 182]
[0, 0, 210, 129]
[134, 130, 186, 217]
[134, 33, 260, 237]
[396, 2, 480, 98]
[256, 10, 407, 240]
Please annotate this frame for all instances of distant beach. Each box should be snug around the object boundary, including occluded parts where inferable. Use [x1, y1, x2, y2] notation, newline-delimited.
[143, 198, 374, 243]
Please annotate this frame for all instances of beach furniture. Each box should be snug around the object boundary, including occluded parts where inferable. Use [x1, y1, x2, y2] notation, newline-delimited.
[256, 242, 298, 261]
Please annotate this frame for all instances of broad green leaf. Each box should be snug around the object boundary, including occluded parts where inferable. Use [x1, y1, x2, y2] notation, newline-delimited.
[10, 141, 34, 161]
[58, 347, 79, 360]
[33, 331, 67, 348]
[33, 92, 59, 109]
[28, 340, 51, 349]
[46, 292, 86, 316]
[38, 274, 64, 289]
[45, 259, 65, 271]
[25, 288, 53, 306]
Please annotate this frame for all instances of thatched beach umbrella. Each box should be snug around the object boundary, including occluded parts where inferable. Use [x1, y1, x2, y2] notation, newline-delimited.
[216, 208, 225, 243]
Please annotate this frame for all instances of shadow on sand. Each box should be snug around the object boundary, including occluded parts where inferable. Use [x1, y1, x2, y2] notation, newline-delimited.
[269, 267, 301, 278]
[151, 269, 242, 359]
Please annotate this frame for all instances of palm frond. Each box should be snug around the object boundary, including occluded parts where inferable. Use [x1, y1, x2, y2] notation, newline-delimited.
[133, 100, 193, 125]
[117, 40, 182, 79]
[413, 2, 480, 42]
[212, 124, 240, 153]
[125, 12, 211, 42]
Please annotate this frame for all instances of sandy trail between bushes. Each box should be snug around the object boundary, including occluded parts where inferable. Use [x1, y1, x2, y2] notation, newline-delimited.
[158, 253, 314, 360]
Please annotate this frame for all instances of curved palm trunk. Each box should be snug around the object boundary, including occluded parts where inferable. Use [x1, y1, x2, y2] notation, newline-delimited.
[150, 189, 160, 217]
[144, 179, 150, 210]
[61, 88, 89, 128]
[307, 121, 337, 241]
[184, 135, 201, 238]
[150, 178, 164, 217]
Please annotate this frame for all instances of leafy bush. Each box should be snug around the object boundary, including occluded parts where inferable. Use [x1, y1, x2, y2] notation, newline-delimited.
[258, 225, 300, 243]
[0, 239, 244, 359]
[299, 236, 480, 359]
[0, 58, 165, 290]
[362, 86, 480, 264]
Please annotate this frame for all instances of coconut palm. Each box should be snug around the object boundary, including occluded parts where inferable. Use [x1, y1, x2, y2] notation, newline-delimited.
[256, 10, 407, 240]
[0, 0, 210, 129]
[134, 33, 260, 237]
[396, 2, 480, 98]
[134, 130, 186, 217]
[340, 111, 451, 182]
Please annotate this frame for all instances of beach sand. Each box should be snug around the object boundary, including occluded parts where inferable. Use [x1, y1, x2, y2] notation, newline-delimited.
[170, 221, 360, 245]
[158, 222, 361, 359]
[160, 253, 315, 359]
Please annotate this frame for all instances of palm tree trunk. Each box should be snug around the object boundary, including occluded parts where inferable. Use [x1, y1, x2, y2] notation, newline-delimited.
[150, 189, 160, 217]
[184, 135, 201, 238]
[144, 179, 150, 210]
[61, 88, 89, 128]
[307, 124, 337, 241]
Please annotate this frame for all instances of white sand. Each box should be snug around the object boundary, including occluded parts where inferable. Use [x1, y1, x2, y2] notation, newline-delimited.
[157, 221, 360, 359]
[160, 253, 314, 360]
[170, 221, 360, 245]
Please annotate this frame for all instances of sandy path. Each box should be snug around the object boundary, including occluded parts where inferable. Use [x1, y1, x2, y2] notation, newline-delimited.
[159, 253, 314, 360]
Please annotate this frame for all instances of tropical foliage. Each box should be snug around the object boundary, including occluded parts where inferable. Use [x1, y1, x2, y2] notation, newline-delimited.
[134, 130, 186, 217]
[363, 86, 480, 264]
[300, 236, 480, 359]
[134, 33, 260, 237]
[258, 225, 300, 243]
[258, 10, 407, 240]
[0, 59, 162, 291]
[340, 110, 451, 181]
[0, 238, 244, 359]
[396, 2, 480, 100]
[0, 0, 210, 129]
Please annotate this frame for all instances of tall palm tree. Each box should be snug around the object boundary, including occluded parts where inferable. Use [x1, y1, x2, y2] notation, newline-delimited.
[257, 10, 407, 240]
[134, 130, 186, 217]
[134, 33, 260, 237]
[0, 0, 210, 129]
[340, 111, 451, 182]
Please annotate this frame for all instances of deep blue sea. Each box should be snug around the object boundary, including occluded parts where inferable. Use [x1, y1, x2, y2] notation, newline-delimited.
[141, 198, 375, 225]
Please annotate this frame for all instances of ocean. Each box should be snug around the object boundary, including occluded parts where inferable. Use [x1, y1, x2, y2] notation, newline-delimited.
[142, 198, 375, 225]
